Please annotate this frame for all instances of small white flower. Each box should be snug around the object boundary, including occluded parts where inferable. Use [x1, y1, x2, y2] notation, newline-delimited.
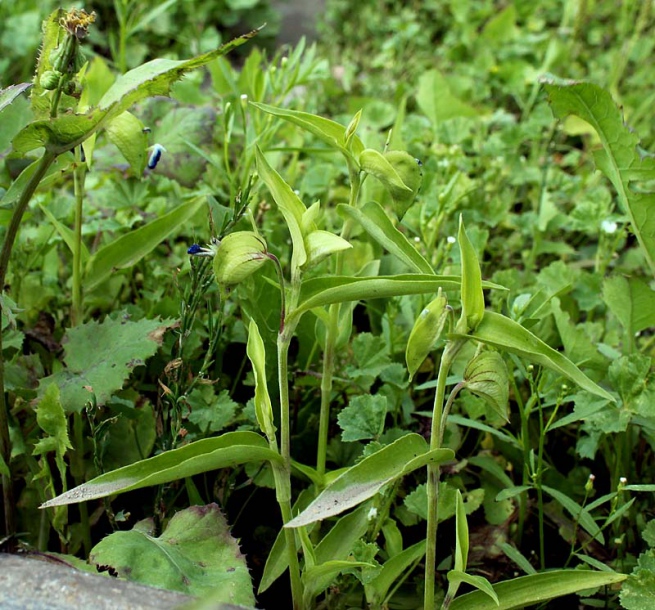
[414, 236, 421, 243]
[447, 236, 456, 244]
[367, 507, 378, 521]
[620, 476, 627, 485]
[601, 220, 618, 234]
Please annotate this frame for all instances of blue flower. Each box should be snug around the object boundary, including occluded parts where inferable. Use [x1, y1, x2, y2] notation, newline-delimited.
[148, 144, 166, 170]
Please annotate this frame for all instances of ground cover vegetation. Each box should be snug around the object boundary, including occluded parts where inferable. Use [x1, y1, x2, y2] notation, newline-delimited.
[0, 1, 654, 609]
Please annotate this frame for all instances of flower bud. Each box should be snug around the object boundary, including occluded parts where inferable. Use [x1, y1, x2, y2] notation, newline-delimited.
[213, 231, 269, 285]
[40, 70, 62, 90]
[406, 290, 448, 380]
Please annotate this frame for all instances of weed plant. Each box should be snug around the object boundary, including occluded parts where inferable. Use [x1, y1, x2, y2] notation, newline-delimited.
[0, 2, 654, 610]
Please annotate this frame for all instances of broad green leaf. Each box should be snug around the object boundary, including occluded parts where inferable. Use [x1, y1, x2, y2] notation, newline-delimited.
[13, 28, 260, 154]
[449, 570, 626, 610]
[0, 83, 31, 115]
[37, 316, 176, 412]
[90, 504, 255, 604]
[457, 215, 484, 332]
[305, 505, 371, 598]
[31, 9, 65, 119]
[542, 75, 655, 276]
[285, 434, 453, 528]
[621, 549, 655, 610]
[463, 311, 615, 402]
[448, 571, 499, 605]
[364, 540, 426, 605]
[41, 431, 281, 507]
[338, 394, 387, 442]
[416, 69, 478, 126]
[39, 203, 90, 264]
[250, 101, 365, 161]
[105, 110, 147, 174]
[255, 145, 307, 271]
[603, 275, 655, 334]
[85, 196, 205, 291]
[463, 351, 510, 421]
[541, 485, 604, 544]
[186, 388, 237, 436]
[247, 319, 276, 443]
[359, 148, 412, 199]
[337, 201, 433, 274]
[405, 290, 448, 380]
[292, 274, 493, 322]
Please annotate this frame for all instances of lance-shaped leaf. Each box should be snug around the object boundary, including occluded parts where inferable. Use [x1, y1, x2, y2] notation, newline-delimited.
[285, 434, 454, 528]
[542, 75, 655, 277]
[250, 101, 365, 161]
[457, 215, 484, 332]
[40, 431, 281, 507]
[293, 275, 504, 323]
[337, 201, 433, 274]
[13, 27, 261, 154]
[449, 569, 626, 610]
[247, 319, 277, 444]
[255, 145, 307, 271]
[462, 351, 510, 421]
[304, 229, 352, 268]
[460, 311, 615, 402]
[85, 197, 205, 291]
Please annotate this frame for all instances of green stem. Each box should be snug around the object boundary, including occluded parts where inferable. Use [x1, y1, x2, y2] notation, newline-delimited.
[73, 412, 91, 555]
[277, 331, 304, 610]
[316, 169, 360, 479]
[424, 340, 463, 610]
[71, 147, 86, 326]
[0, 150, 57, 539]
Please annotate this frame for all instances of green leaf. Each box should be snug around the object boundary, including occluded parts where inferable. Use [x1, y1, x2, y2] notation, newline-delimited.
[213, 231, 269, 286]
[41, 431, 281, 507]
[37, 316, 176, 412]
[416, 69, 478, 126]
[304, 504, 371, 598]
[337, 201, 433, 274]
[448, 571, 499, 605]
[85, 196, 205, 291]
[347, 332, 390, 380]
[406, 290, 448, 380]
[255, 145, 307, 271]
[186, 388, 238, 435]
[364, 540, 426, 606]
[383, 151, 424, 218]
[39, 203, 90, 264]
[33, 383, 72, 468]
[285, 434, 454, 528]
[450, 570, 625, 610]
[454, 490, 469, 573]
[358, 149, 413, 211]
[541, 485, 604, 544]
[250, 101, 365, 161]
[603, 275, 655, 334]
[31, 9, 65, 119]
[247, 319, 276, 443]
[463, 351, 510, 421]
[90, 504, 254, 604]
[13, 28, 260, 154]
[292, 274, 496, 323]
[542, 75, 655, 276]
[620, 549, 655, 610]
[338, 394, 387, 442]
[457, 215, 484, 332]
[105, 110, 148, 174]
[0, 83, 31, 115]
[304, 229, 352, 268]
[463, 311, 615, 402]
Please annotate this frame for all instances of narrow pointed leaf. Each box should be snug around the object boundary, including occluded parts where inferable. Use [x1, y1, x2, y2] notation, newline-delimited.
[463, 311, 615, 402]
[285, 434, 453, 528]
[454, 490, 469, 573]
[337, 201, 433, 274]
[255, 145, 307, 270]
[250, 101, 365, 159]
[448, 571, 499, 605]
[40, 431, 281, 507]
[0, 83, 31, 115]
[458, 215, 484, 331]
[293, 275, 473, 323]
[85, 197, 205, 291]
[449, 570, 626, 610]
[247, 319, 276, 443]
